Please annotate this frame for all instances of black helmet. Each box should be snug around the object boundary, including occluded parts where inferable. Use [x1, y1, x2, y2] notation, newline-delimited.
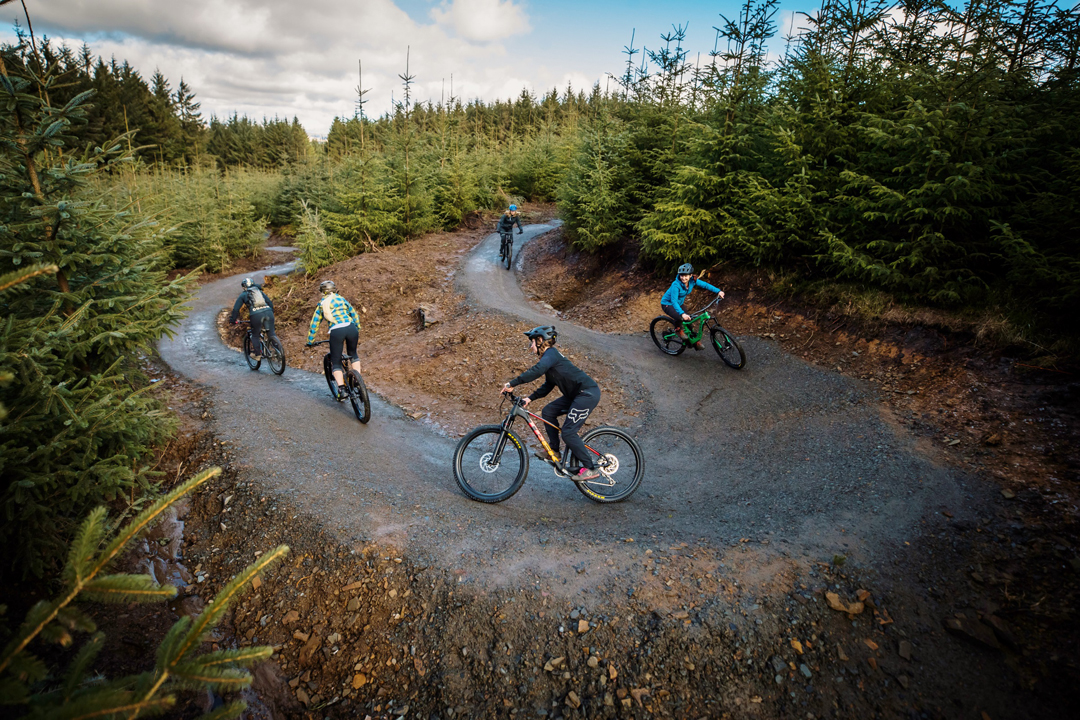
[677, 263, 694, 276]
[524, 325, 557, 343]
[241, 278, 254, 288]
[319, 280, 337, 294]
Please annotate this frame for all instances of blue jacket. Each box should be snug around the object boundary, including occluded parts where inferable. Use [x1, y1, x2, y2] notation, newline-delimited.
[661, 277, 720, 315]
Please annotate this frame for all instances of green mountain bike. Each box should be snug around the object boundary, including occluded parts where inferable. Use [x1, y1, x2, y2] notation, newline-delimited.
[649, 293, 746, 369]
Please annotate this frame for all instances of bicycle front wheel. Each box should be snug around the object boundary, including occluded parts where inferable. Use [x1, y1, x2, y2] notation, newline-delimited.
[504, 238, 513, 269]
[573, 427, 644, 503]
[649, 316, 686, 356]
[453, 425, 528, 503]
[243, 334, 261, 370]
[347, 369, 371, 423]
[267, 337, 286, 375]
[323, 355, 340, 401]
[711, 326, 746, 369]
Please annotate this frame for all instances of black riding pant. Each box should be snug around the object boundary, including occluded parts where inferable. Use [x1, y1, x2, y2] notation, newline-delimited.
[328, 324, 359, 373]
[661, 304, 686, 325]
[249, 309, 276, 356]
[540, 389, 601, 470]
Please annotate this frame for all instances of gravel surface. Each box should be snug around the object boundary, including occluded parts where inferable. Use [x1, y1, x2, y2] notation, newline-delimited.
[151, 224, 1065, 719]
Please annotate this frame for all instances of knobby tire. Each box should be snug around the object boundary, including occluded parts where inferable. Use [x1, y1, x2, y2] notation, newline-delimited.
[453, 425, 528, 503]
[710, 326, 746, 369]
[267, 336, 286, 375]
[649, 316, 686, 356]
[348, 369, 371, 423]
[243, 334, 261, 370]
[570, 427, 644, 503]
[323, 356, 341, 401]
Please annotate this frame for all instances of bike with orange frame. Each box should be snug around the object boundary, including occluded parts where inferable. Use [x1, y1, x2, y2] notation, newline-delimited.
[452, 392, 643, 503]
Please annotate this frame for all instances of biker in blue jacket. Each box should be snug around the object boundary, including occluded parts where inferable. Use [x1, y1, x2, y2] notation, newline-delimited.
[660, 263, 724, 350]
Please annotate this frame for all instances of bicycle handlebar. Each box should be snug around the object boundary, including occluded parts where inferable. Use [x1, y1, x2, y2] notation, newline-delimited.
[687, 292, 725, 316]
[501, 390, 527, 407]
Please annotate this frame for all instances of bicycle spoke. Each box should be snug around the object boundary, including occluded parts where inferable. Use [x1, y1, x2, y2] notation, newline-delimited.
[574, 428, 643, 503]
[454, 427, 527, 503]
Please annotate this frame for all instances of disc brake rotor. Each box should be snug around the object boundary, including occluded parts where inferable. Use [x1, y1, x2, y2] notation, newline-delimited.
[479, 452, 499, 474]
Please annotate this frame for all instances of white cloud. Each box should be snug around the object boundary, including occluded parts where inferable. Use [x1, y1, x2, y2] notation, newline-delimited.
[12, 0, 777, 134]
[430, 0, 531, 43]
[3, 0, 537, 132]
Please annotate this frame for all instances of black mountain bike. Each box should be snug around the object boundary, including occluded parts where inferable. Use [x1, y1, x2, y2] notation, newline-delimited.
[498, 231, 516, 270]
[649, 293, 746, 369]
[452, 392, 644, 504]
[307, 340, 370, 423]
[239, 317, 285, 375]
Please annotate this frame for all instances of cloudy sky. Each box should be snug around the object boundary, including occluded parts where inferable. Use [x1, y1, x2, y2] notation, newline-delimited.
[5, 0, 815, 135]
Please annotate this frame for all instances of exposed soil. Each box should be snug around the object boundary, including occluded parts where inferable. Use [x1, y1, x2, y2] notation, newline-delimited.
[118, 217, 1080, 720]
[221, 208, 634, 437]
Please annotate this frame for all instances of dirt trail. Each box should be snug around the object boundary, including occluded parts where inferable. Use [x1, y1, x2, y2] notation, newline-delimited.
[154, 224, 1063, 719]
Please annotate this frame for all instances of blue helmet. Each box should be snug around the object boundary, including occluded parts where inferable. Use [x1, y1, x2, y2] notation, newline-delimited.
[509, 204, 517, 211]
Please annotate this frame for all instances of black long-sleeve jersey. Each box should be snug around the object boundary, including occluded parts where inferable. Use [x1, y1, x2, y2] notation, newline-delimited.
[496, 212, 523, 233]
[509, 347, 599, 401]
[228, 285, 274, 323]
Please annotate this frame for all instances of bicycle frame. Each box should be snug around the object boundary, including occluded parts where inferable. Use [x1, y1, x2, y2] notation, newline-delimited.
[309, 339, 357, 374]
[496, 393, 604, 477]
[679, 295, 724, 343]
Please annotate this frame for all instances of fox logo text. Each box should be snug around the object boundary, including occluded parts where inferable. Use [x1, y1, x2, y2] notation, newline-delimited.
[567, 408, 590, 424]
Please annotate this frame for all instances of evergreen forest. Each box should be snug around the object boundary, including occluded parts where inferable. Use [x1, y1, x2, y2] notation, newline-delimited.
[0, 1, 1077, 715]
[2, 0, 1079, 579]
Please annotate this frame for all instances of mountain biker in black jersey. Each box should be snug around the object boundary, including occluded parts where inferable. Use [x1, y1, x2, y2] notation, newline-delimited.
[229, 278, 277, 362]
[496, 204, 524, 236]
[660, 263, 724, 350]
[501, 326, 601, 482]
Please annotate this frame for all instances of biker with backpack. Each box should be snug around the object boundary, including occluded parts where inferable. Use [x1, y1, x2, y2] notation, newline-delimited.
[229, 278, 277, 362]
[304, 280, 362, 400]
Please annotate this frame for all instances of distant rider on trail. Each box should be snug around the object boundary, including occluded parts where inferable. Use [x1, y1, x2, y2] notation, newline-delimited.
[501, 326, 602, 482]
[305, 280, 361, 400]
[660, 263, 724, 350]
[496, 204, 524, 237]
[229, 278, 277, 363]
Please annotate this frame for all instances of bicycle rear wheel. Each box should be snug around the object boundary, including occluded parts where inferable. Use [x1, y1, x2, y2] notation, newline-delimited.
[649, 316, 686, 356]
[347, 369, 371, 423]
[243, 334, 261, 370]
[572, 427, 644, 503]
[504, 238, 513, 269]
[266, 337, 286, 375]
[710, 326, 746, 369]
[453, 425, 528, 503]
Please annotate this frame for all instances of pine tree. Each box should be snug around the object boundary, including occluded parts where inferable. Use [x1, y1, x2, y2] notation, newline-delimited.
[0, 46, 192, 575]
[0, 466, 289, 719]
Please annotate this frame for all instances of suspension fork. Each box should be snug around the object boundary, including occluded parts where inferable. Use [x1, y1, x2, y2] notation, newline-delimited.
[490, 411, 518, 462]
